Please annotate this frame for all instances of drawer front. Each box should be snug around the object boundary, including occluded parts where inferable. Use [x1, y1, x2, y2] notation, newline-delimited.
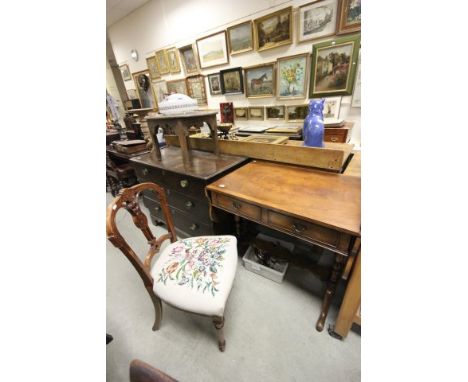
[132, 163, 165, 185]
[167, 189, 211, 224]
[143, 195, 165, 221]
[160, 171, 206, 199]
[267, 210, 340, 248]
[150, 208, 213, 237]
[324, 129, 347, 143]
[214, 194, 262, 221]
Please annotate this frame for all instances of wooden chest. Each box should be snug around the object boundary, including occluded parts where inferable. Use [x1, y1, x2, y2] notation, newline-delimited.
[130, 146, 248, 238]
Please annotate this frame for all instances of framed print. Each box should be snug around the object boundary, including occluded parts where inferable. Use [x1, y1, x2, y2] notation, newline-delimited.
[151, 80, 168, 105]
[309, 34, 360, 98]
[286, 104, 308, 122]
[179, 44, 199, 75]
[220, 67, 244, 94]
[298, 0, 339, 43]
[351, 49, 361, 107]
[254, 6, 293, 52]
[244, 63, 275, 98]
[186, 75, 207, 105]
[120, 64, 131, 81]
[196, 31, 229, 69]
[337, 0, 361, 35]
[132, 70, 156, 109]
[155, 49, 170, 75]
[234, 107, 248, 120]
[166, 79, 187, 95]
[126, 89, 138, 99]
[146, 56, 160, 80]
[248, 107, 264, 120]
[277, 53, 309, 100]
[227, 21, 253, 55]
[320, 96, 342, 119]
[266, 106, 285, 120]
[207, 73, 222, 95]
[166, 47, 181, 73]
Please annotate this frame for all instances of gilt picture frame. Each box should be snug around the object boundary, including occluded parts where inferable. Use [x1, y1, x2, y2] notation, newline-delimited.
[265, 105, 285, 120]
[286, 104, 308, 122]
[132, 70, 157, 109]
[337, 0, 361, 35]
[253, 6, 293, 52]
[244, 63, 275, 98]
[155, 49, 170, 75]
[186, 75, 207, 105]
[166, 47, 181, 73]
[119, 64, 131, 81]
[227, 21, 254, 55]
[234, 107, 248, 120]
[248, 106, 264, 120]
[297, 0, 339, 43]
[166, 79, 188, 95]
[146, 56, 160, 80]
[196, 31, 229, 69]
[277, 53, 309, 100]
[179, 44, 199, 75]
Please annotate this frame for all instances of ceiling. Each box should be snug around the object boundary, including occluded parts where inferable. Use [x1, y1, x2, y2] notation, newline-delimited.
[107, 0, 150, 27]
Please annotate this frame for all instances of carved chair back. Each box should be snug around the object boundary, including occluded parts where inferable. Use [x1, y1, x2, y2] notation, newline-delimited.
[106, 182, 177, 288]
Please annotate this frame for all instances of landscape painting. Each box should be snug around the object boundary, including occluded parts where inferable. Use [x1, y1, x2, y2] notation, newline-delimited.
[266, 106, 285, 120]
[196, 31, 229, 69]
[254, 7, 292, 51]
[166, 79, 187, 95]
[286, 105, 308, 122]
[220, 67, 244, 94]
[277, 53, 308, 99]
[227, 21, 253, 55]
[298, 0, 338, 42]
[179, 44, 199, 74]
[244, 63, 275, 98]
[337, 0, 361, 34]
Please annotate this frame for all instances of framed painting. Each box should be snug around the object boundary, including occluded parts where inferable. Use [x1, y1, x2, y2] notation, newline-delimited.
[266, 106, 285, 120]
[234, 107, 248, 120]
[253, 6, 293, 52]
[227, 21, 253, 55]
[132, 70, 156, 109]
[320, 96, 342, 119]
[196, 31, 229, 69]
[286, 105, 308, 122]
[155, 49, 170, 75]
[179, 44, 199, 75]
[277, 53, 309, 100]
[186, 75, 207, 105]
[166, 47, 181, 73]
[248, 107, 264, 120]
[220, 67, 244, 94]
[309, 34, 360, 98]
[146, 56, 160, 80]
[151, 80, 168, 105]
[337, 0, 361, 35]
[120, 64, 131, 81]
[297, 0, 339, 43]
[166, 79, 187, 95]
[207, 73, 222, 95]
[244, 63, 275, 98]
[351, 49, 361, 107]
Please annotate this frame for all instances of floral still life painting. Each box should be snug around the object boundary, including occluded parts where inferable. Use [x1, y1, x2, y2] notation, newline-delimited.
[277, 54, 308, 99]
[156, 237, 231, 296]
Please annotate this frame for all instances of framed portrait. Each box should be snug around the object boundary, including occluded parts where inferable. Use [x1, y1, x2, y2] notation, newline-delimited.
[266, 106, 285, 120]
[179, 44, 199, 75]
[351, 49, 361, 107]
[151, 80, 168, 105]
[186, 75, 207, 105]
[227, 21, 253, 55]
[155, 49, 170, 75]
[277, 53, 309, 100]
[254, 6, 293, 52]
[166, 47, 181, 73]
[119, 64, 131, 81]
[309, 34, 360, 98]
[248, 107, 264, 120]
[166, 79, 187, 95]
[146, 56, 160, 80]
[132, 70, 156, 109]
[337, 0, 361, 35]
[320, 96, 342, 119]
[298, 0, 339, 43]
[244, 63, 275, 98]
[207, 73, 222, 95]
[220, 67, 244, 94]
[286, 105, 308, 122]
[234, 107, 248, 120]
[196, 31, 229, 69]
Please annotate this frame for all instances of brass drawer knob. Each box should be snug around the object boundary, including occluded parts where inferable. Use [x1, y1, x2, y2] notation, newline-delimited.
[232, 201, 241, 209]
[180, 179, 189, 188]
[142, 168, 149, 175]
[330, 137, 338, 142]
[185, 201, 194, 209]
[292, 222, 307, 233]
[189, 223, 198, 231]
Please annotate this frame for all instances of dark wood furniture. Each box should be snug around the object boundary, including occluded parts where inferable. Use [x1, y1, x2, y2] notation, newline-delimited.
[130, 147, 248, 238]
[130, 359, 178, 382]
[324, 123, 353, 143]
[206, 160, 361, 332]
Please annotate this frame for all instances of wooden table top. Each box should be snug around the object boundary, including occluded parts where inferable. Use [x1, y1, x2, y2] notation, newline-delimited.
[207, 160, 361, 236]
[146, 110, 218, 120]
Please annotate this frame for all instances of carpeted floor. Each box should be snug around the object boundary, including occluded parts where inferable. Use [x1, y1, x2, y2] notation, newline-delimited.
[106, 193, 361, 381]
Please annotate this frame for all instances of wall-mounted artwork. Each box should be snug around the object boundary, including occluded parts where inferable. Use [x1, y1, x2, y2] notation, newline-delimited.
[248, 107, 264, 120]
[126, 89, 138, 100]
[166, 47, 181, 73]
[132, 70, 156, 109]
[254, 6, 293, 52]
[351, 49, 361, 107]
[227, 21, 253, 55]
[277, 53, 309, 100]
[266, 106, 285, 120]
[234, 107, 248, 120]
[196, 31, 229, 69]
[309, 34, 360, 98]
[297, 0, 339, 43]
[120, 64, 131, 81]
[186, 75, 207, 105]
[179, 44, 199, 75]
[321, 96, 342, 119]
[244, 63, 275, 98]
[155, 49, 170, 75]
[146, 56, 160, 80]
[220, 67, 244, 94]
[286, 105, 308, 122]
[207, 73, 222, 95]
[337, 0, 361, 35]
[151, 80, 168, 105]
[166, 79, 187, 95]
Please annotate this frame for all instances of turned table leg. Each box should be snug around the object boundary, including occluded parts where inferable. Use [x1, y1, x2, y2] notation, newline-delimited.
[316, 253, 346, 332]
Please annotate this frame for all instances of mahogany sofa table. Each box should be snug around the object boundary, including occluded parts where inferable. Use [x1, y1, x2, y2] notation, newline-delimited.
[206, 160, 361, 332]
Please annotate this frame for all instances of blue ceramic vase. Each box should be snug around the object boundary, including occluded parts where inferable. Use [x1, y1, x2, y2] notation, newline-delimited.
[303, 99, 325, 148]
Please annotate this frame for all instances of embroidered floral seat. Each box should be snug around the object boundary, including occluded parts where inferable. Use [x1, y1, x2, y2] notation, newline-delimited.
[151, 235, 238, 317]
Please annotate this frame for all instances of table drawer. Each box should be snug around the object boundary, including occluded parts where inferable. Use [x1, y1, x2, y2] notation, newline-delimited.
[214, 194, 261, 221]
[133, 163, 165, 185]
[267, 210, 340, 248]
[167, 189, 211, 224]
[161, 172, 206, 199]
[324, 129, 348, 143]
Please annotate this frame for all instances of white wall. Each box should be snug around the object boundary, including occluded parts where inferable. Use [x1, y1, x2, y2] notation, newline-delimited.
[108, 0, 361, 145]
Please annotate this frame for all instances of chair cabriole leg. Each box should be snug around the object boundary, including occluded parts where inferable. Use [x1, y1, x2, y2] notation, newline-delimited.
[146, 286, 162, 331]
[213, 316, 226, 352]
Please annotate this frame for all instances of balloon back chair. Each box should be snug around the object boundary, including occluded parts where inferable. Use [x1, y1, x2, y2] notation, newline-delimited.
[106, 182, 238, 351]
